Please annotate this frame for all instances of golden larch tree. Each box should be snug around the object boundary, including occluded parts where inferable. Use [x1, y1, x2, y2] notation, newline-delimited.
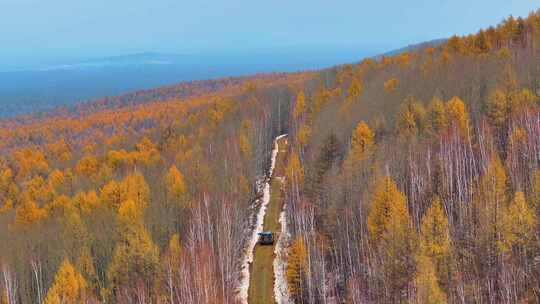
[105, 199, 160, 302]
[99, 180, 124, 210]
[413, 254, 447, 304]
[474, 155, 508, 260]
[73, 190, 100, 215]
[76, 245, 98, 295]
[347, 78, 363, 101]
[14, 198, 46, 227]
[238, 132, 252, 159]
[367, 176, 410, 244]
[384, 78, 399, 93]
[531, 170, 540, 214]
[427, 97, 448, 134]
[297, 124, 311, 149]
[499, 191, 536, 253]
[367, 176, 416, 300]
[121, 172, 150, 210]
[485, 89, 508, 129]
[165, 165, 187, 205]
[44, 259, 88, 304]
[75, 155, 99, 180]
[396, 107, 418, 138]
[293, 91, 306, 120]
[418, 198, 451, 288]
[350, 121, 375, 161]
[446, 96, 469, 135]
[287, 236, 307, 299]
[419, 198, 450, 264]
[285, 151, 304, 187]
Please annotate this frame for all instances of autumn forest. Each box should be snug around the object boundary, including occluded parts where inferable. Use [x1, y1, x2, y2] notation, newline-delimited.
[1, 9, 540, 304]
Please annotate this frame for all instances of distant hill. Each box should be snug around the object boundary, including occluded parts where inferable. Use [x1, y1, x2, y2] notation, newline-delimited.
[37, 52, 184, 71]
[0, 50, 375, 117]
[380, 38, 447, 57]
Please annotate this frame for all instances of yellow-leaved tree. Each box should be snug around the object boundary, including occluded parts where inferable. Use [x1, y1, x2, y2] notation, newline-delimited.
[413, 254, 447, 304]
[419, 198, 451, 280]
[99, 172, 150, 211]
[347, 78, 363, 101]
[446, 96, 469, 135]
[396, 106, 418, 138]
[1, 292, 7, 304]
[396, 98, 427, 138]
[508, 88, 537, 115]
[24, 175, 54, 206]
[293, 91, 306, 120]
[99, 180, 123, 210]
[531, 170, 540, 214]
[297, 124, 311, 150]
[500, 191, 536, 254]
[122, 172, 150, 210]
[474, 155, 508, 267]
[427, 97, 448, 135]
[367, 176, 416, 300]
[0, 169, 16, 205]
[414, 197, 450, 302]
[384, 78, 399, 93]
[44, 259, 88, 304]
[133, 137, 162, 167]
[285, 151, 304, 187]
[350, 121, 375, 162]
[287, 236, 307, 300]
[342, 122, 375, 200]
[341, 78, 364, 112]
[73, 190, 100, 215]
[165, 165, 187, 205]
[75, 155, 99, 180]
[47, 170, 66, 193]
[105, 199, 160, 302]
[13, 148, 49, 180]
[485, 89, 508, 130]
[14, 197, 46, 228]
[367, 176, 411, 243]
[76, 245, 98, 296]
[238, 132, 252, 159]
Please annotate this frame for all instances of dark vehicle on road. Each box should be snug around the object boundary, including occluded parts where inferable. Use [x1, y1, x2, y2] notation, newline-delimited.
[258, 232, 274, 245]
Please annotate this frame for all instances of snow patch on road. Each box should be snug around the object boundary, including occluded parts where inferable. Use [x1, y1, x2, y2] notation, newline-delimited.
[236, 134, 286, 304]
[274, 202, 292, 304]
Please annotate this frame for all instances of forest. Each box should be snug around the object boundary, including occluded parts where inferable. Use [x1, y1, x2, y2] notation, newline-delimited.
[0, 10, 539, 304]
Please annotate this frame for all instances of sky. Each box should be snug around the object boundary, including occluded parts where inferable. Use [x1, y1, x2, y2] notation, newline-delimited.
[0, 0, 537, 68]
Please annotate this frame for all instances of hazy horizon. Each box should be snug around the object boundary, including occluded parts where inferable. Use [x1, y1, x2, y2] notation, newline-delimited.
[0, 48, 385, 117]
[1, 0, 535, 70]
[0, 45, 388, 72]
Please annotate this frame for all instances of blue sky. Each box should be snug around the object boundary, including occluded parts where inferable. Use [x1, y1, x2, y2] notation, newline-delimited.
[0, 0, 536, 68]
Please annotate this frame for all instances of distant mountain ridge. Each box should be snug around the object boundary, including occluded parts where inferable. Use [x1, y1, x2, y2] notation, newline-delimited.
[0, 49, 377, 118]
[38, 52, 188, 71]
[380, 38, 447, 57]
